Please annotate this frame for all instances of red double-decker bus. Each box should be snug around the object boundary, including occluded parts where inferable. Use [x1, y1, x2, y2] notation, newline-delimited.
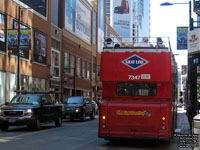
[98, 37, 178, 142]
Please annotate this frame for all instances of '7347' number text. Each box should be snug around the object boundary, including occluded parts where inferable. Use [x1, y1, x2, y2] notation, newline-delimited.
[128, 75, 140, 80]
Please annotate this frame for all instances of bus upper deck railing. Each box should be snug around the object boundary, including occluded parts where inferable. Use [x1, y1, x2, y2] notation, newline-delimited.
[103, 37, 172, 52]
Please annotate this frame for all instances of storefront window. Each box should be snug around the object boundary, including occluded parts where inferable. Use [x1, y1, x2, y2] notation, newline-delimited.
[97, 66, 100, 82]
[82, 60, 86, 78]
[85, 61, 87, 78]
[93, 56, 96, 80]
[70, 55, 75, 75]
[87, 62, 91, 80]
[51, 49, 60, 78]
[51, 38, 60, 50]
[13, 19, 29, 29]
[64, 52, 70, 73]
[0, 72, 6, 104]
[19, 0, 47, 17]
[77, 57, 81, 77]
[21, 75, 29, 90]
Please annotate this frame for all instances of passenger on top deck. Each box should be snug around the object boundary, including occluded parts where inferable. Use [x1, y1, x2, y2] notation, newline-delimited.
[156, 37, 165, 48]
[134, 37, 151, 47]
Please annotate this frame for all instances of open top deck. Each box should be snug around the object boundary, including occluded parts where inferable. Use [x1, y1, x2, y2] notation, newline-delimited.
[100, 37, 176, 83]
[103, 37, 171, 52]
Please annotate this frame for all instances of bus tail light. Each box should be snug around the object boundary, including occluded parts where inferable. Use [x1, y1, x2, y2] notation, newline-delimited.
[102, 115, 106, 128]
[161, 116, 166, 130]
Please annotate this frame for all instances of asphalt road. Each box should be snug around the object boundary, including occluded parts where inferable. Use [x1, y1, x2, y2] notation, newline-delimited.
[0, 115, 183, 150]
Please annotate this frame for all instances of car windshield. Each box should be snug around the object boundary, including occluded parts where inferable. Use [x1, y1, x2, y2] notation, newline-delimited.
[67, 97, 83, 104]
[10, 95, 41, 105]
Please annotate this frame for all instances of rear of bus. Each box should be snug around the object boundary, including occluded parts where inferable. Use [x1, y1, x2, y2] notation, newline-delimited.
[98, 49, 177, 141]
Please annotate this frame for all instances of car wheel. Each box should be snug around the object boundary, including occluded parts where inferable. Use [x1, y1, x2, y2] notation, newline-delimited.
[80, 111, 86, 122]
[0, 125, 9, 131]
[90, 110, 95, 120]
[55, 116, 62, 127]
[33, 118, 41, 130]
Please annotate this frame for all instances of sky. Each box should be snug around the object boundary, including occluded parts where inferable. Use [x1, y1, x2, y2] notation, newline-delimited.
[150, 0, 196, 68]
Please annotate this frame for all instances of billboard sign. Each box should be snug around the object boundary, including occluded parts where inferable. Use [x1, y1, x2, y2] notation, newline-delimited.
[8, 29, 18, 50]
[20, 29, 31, 46]
[0, 13, 5, 42]
[177, 27, 188, 50]
[8, 29, 31, 59]
[113, 0, 131, 38]
[33, 30, 47, 64]
[0, 12, 6, 52]
[98, 0, 105, 52]
[8, 29, 31, 50]
[188, 28, 200, 54]
[65, 0, 91, 44]
[194, 0, 200, 15]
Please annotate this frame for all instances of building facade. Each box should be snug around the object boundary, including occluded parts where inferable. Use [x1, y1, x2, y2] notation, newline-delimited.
[0, 0, 99, 104]
[0, 0, 51, 104]
[58, 0, 98, 100]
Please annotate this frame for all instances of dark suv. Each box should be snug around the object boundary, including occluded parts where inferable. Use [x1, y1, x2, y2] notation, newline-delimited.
[0, 93, 64, 131]
[64, 96, 95, 121]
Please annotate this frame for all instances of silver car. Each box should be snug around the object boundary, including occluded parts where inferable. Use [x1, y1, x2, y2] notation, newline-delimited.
[91, 101, 98, 114]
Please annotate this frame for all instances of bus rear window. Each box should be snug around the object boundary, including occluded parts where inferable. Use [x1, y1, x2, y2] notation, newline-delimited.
[116, 82, 157, 96]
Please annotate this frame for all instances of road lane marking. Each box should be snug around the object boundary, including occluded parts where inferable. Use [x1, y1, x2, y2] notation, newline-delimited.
[0, 120, 97, 142]
[0, 139, 11, 142]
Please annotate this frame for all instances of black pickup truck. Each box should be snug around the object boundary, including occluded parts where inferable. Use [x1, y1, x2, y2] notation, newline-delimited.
[0, 92, 64, 131]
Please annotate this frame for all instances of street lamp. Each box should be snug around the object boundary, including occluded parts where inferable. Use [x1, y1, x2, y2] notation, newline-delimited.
[17, 6, 21, 92]
[17, 6, 45, 92]
[160, 1, 194, 31]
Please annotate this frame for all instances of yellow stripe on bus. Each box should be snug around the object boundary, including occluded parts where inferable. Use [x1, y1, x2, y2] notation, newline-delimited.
[116, 110, 145, 116]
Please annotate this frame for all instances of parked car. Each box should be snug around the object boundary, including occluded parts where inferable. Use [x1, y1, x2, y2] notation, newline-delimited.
[64, 96, 95, 121]
[0, 92, 64, 131]
[91, 101, 98, 114]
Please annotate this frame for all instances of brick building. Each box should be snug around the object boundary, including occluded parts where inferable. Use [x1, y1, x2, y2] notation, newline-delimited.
[0, 0, 100, 104]
[58, 0, 98, 100]
[0, 0, 51, 104]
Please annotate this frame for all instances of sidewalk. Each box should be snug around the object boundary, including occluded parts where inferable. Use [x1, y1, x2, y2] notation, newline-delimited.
[176, 107, 190, 134]
[176, 107, 200, 150]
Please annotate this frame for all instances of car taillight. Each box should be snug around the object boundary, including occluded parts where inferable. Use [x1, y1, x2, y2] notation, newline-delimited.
[161, 116, 166, 130]
[102, 115, 106, 128]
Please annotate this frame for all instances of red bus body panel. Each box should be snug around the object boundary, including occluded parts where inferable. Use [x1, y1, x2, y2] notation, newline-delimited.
[101, 52, 171, 82]
[99, 51, 177, 140]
